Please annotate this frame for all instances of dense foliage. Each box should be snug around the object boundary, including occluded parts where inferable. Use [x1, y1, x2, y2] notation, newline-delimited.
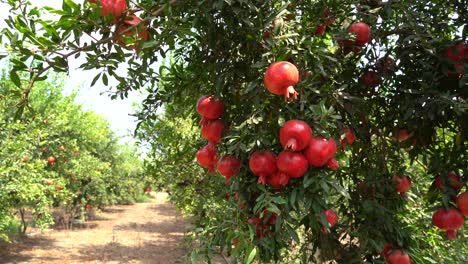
[1, 0, 467, 263]
[0, 72, 145, 241]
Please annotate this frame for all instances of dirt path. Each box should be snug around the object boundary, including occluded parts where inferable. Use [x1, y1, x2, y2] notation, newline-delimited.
[0, 193, 192, 264]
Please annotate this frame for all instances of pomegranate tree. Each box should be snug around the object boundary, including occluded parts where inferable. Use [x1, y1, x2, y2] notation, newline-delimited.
[279, 120, 313, 151]
[264, 61, 300, 101]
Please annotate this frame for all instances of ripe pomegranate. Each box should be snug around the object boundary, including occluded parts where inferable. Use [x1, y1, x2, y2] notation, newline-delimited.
[434, 172, 462, 190]
[456, 192, 468, 216]
[320, 7, 335, 25]
[196, 95, 224, 120]
[324, 209, 338, 227]
[249, 151, 277, 185]
[55, 185, 63, 191]
[59, 145, 65, 152]
[277, 151, 309, 178]
[381, 242, 393, 258]
[346, 22, 371, 46]
[217, 155, 241, 184]
[117, 16, 149, 50]
[196, 143, 218, 173]
[43, 179, 54, 185]
[267, 171, 290, 189]
[432, 208, 464, 239]
[446, 42, 467, 61]
[395, 128, 413, 142]
[279, 120, 313, 151]
[326, 158, 339, 171]
[89, 0, 127, 22]
[360, 71, 380, 87]
[201, 119, 224, 144]
[340, 127, 356, 146]
[304, 136, 337, 167]
[258, 209, 277, 225]
[85, 204, 92, 210]
[48, 156, 56, 164]
[22, 157, 29, 162]
[315, 25, 326, 35]
[386, 249, 411, 264]
[392, 175, 411, 195]
[264, 61, 300, 101]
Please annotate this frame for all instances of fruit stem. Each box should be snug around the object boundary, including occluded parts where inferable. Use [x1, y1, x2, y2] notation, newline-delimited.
[284, 86, 298, 102]
[258, 175, 267, 185]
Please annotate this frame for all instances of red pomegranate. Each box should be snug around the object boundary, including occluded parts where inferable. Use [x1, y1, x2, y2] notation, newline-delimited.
[456, 192, 468, 216]
[48, 156, 56, 164]
[324, 209, 338, 227]
[273, 17, 285, 31]
[279, 120, 313, 151]
[381, 242, 393, 258]
[217, 155, 241, 184]
[315, 25, 326, 35]
[346, 22, 371, 46]
[277, 151, 309, 178]
[264, 61, 300, 101]
[117, 16, 149, 50]
[267, 171, 290, 189]
[89, 0, 127, 22]
[201, 119, 224, 144]
[59, 145, 65, 152]
[249, 151, 277, 185]
[85, 204, 92, 210]
[258, 209, 277, 225]
[432, 208, 464, 239]
[196, 143, 218, 173]
[395, 128, 413, 142]
[304, 136, 337, 167]
[434, 172, 462, 190]
[320, 7, 335, 25]
[392, 175, 411, 195]
[340, 127, 356, 146]
[446, 42, 467, 61]
[196, 95, 224, 120]
[22, 157, 29, 163]
[386, 249, 411, 264]
[360, 71, 380, 87]
[326, 158, 339, 171]
[55, 185, 63, 191]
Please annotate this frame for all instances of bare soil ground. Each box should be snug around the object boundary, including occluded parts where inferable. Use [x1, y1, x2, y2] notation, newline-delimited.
[0, 193, 194, 264]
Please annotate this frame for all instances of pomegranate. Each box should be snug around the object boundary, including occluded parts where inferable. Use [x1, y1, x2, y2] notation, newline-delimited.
[376, 57, 396, 74]
[116, 16, 149, 50]
[258, 209, 277, 225]
[340, 127, 356, 146]
[22, 157, 29, 162]
[320, 7, 335, 25]
[196, 143, 218, 173]
[267, 171, 290, 189]
[432, 208, 464, 239]
[277, 151, 309, 178]
[89, 0, 127, 22]
[360, 71, 380, 87]
[55, 185, 63, 191]
[264, 61, 300, 101]
[59, 145, 65, 152]
[456, 192, 468, 216]
[346, 22, 371, 46]
[395, 128, 413, 142]
[324, 209, 338, 227]
[304, 136, 337, 167]
[249, 151, 277, 185]
[392, 175, 411, 195]
[201, 119, 224, 144]
[446, 42, 467, 61]
[326, 158, 339, 171]
[381, 242, 393, 258]
[315, 25, 326, 35]
[217, 155, 241, 184]
[48, 156, 56, 164]
[196, 95, 224, 120]
[434, 172, 462, 190]
[386, 249, 411, 264]
[273, 17, 285, 31]
[279, 120, 313, 151]
[85, 204, 92, 210]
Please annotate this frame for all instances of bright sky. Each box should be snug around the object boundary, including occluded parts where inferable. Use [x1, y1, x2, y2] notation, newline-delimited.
[0, 0, 153, 144]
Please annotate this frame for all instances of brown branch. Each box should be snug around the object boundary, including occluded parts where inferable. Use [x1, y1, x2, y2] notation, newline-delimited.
[17, 0, 179, 107]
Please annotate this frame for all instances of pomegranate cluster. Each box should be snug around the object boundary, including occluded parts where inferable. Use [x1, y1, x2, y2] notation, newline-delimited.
[431, 171, 466, 240]
[249, 120, 349, 189]
[195, 95, 241, 184]
[87, 0, 149, 50]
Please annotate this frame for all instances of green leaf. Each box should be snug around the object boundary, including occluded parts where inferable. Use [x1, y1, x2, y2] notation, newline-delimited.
[245, 247, 257, 264]
[10, 70, 21, 88]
